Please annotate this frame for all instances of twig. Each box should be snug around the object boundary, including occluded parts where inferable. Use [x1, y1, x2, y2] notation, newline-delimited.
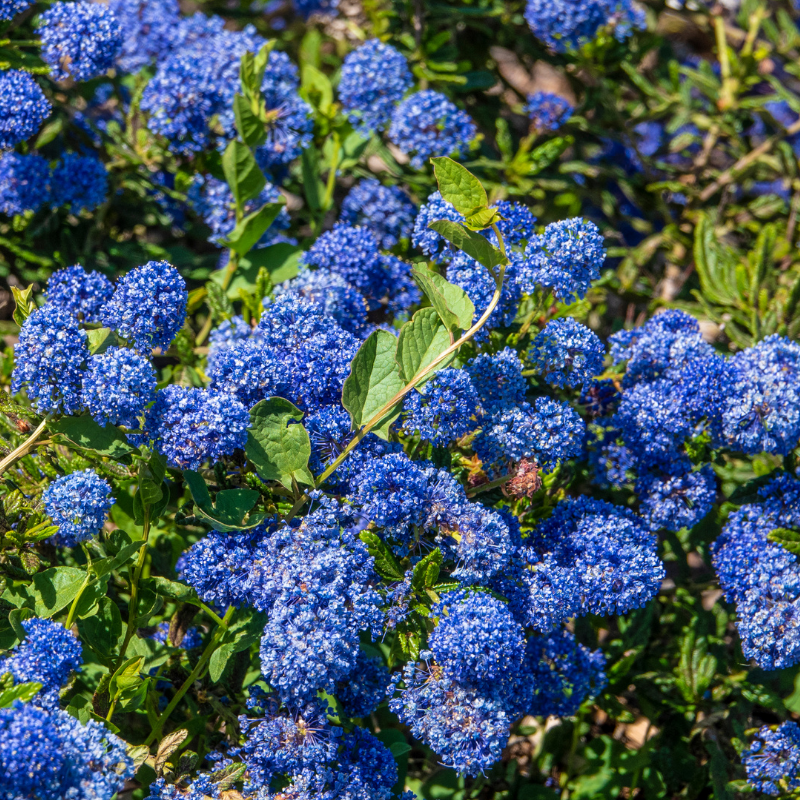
[0, 414, 51, 476]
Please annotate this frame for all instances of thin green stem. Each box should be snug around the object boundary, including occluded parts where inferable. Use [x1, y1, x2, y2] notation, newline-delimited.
[284, 229, 509, 523]
[466, 473, 513, 497]
[0, 414, 51, 476]
[114, 507, 151, 671]
[321, 134, 341, 212]
[144, 605, 234, 746]
[195, 253, 239, 346]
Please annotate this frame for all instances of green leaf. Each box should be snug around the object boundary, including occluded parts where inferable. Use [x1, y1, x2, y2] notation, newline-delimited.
[431, 156, 488, 215]
[342, 330, 406, 439]
[92, 540, 145, 580]
[183, 470, 212, 508]
[222, 201, 286, 256]
[396, 307, 454, 385]
[463, 206, 502, 231]
[359, 530, 404, 581]
[32, 567, 88, 617]
[239, 242, 301, 286]
[205, 280, 234, 321]
[50, 416, 134, 459]
[300, 63, 333, 113]
[769, 527, 800, 555]
[78, 596, 122, 661]
[528, 135, 572, 175]
[239, 41, 274, 98]
[209, 642, 237, 683]
[142, 576, 201, 605]
[301, 144, 323, 212]
[194, 489, 266, 532]
[411, 548, 442, 592]
[675, 626, 716, 703]
[11, 285, 35, 327]
[411, 264, 475, 333]
[221, 140, 266, 208]
[0, 681, 41, 708]
[86, 328, 122, 356]
[427, 220, 506, 273]
[245, 398, 314, 489]
[233, 94, 267, 147]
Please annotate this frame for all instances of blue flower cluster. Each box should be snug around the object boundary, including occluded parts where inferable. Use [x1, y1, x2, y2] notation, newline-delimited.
[0, 70, 51, 150]
[0, 0, 32, 20]
[108, 0, 180, 72]
[524, 0, 645, 52]
[37, 1, 123, 82]
[526, 91, 574, 132]
[743, 721, 800, 796]
[389, 90, 477, 169]
[530, 317, 606, 389]
[339, 39, 413, 135]
[46, 264, 113, 323]
[50, 153, 108, 215]
[0, 618, 82, 706]
[340, 178, 416, 249]
[0, 153, 50, 217]
[43, 469, 114, 546]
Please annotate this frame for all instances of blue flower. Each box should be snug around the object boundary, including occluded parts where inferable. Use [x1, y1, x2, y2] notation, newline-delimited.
[37, 1, 123, 82]
[0, 618, 82, 706]
[0, 70, 51, 150]
[142, 385, 249, 470]
[412, 191, 465, 263]
[81, 346, 157, 428]
[45, 264, 113, 323]
[292, 0, 339, 17]
[389, 90, 477, 169]
[466, 348, 527, 415]
[339, 39, 413, 135]
[530, 317, 606, 389]
[0, 153, 50, 216]
[101, 260, 187, 352]
[516, 217, 606, 301]
[744, 722, 800, 796]
[51, 153, 108, 214]
[0, 703, 134, 800]
[0, 0, 32, 20]
[43, 469, 115, 546]
[11, 304, 88, 414]
[335, 650, 390, 718]
[340, 178, 416, 249]
[636, 464, 716, 532]
[526, 91, 573, 132]
[107, 0, 180, 72]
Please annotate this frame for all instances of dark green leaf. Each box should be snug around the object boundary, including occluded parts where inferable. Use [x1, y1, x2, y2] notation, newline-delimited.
[221, 140, 266, 208]
[426, 220, 506, 273]
[431, 156, 488, 215]
[769, 527, 800, 555]
[528, 135, 572, 175]
[193, 488, 266, 532]
[222, 202, 286, 256]
[143, 576, 202, 605]
[0, 681, 41, 708]
[209, 642, 237, 683]
[342, 330, 406, 439]
[32, 567, 87, 617]
[50, 416, 134, 459]
[245, 398, 314, 489]
[359, 530, 404, 581]
[239, 243, 302, 285]
[412, 548, 442, 592]
[78, 596, 122, 660]
[396, 307, 453, 385]
[411, 263, 475, 333]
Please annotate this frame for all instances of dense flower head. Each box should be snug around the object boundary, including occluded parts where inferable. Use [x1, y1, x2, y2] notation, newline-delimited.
[491, 200, 538, 246]
[520, 630, 607, 717]
[11, 303, 88, 414]
[530, 317, 606, 389]
[0, 152, 50, 216]
[336, 650, 391, 717]
[292, 0, 340, 18]
[450, 505, 521, 584]
[207, 338, 290, 409]
[524, 0, 645, 53]
[429, 590, 525, 688]
[208, 315, 255, 356]
[466, 348, 527, 415]
[0, 618, 82, 706]
[722, 334, 800, 456]
[339, 39, 413, 134]
[340, 178, 416, 249]
[37, 2, 123, 82]
[101, 260, 187, 352]
[413, 191, 464, 263]
[108, 0, 180, 72]
[526, 91, 573, 132]
[0, 702, 134, 800]
[636, 464, 716, 532]
[300, 223, 417, 311]
[42, 469, 115, 546]
[389, 660, 513, 776]
[50, 153, 108, 214]
[475, 396, 585, 474]
[257, 293, 360, 412]
[188, 174, 289, 247]
[0, 70, 52, 150]
[516, 218, 606, 301]
[0, 0, 32, 20]
[46, 264, 113, 323]
[389, 90, 477, 169]
[81, 346, 157, 428]
[142, 385, 249, 470]
[743, 721, 800, 796]
[281, 268, 368, 335]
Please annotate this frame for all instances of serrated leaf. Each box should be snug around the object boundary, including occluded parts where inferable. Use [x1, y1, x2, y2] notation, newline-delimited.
[769, 527, 800, 555]
[411, 264, 475, 333]
[359, 530, 404, 581]
[431, 156, 488, 216]
[245, 398, 314, 489]
[222, 140, 266, 208]
[50, 416, 134, 459]
[342, 330, 406, 439]
[427, 220, 506, 273]
[194, 489, 266, 532]
[411, 548, 442, 592]
[222, 201, 286, 256]
[396, 307, 454, 385]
